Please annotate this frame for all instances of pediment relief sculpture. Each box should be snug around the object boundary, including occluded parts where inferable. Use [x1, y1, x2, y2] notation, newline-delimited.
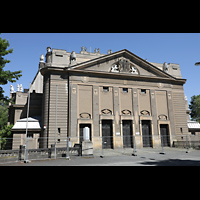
[110, 59, 139, 75]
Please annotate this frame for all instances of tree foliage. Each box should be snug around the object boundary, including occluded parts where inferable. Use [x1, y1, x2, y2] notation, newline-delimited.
[0, 33, 22, 101]
[0, 124, 13, 150]
[189, 95, 200, 123]
[0, 34, 21, 149]
[0, 100, 13, 149]
[0, 100, 8, 130]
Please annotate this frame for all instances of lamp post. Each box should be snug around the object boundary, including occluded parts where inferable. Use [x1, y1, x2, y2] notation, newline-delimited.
[24, 82, 31, 163]
[54, 85, 58, 159]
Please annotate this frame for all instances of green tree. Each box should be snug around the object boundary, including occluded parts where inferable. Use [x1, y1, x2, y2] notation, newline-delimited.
[0, 33, 22, 101]
[0, 100, 13, 149]
[0, 124, 13, 149]
[0, 99, 8, 129]
[189, 95, 200, 123]
[0, 34, 22, 149]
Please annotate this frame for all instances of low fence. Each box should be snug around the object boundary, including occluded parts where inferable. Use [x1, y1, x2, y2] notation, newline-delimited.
[0, 137, 82, 163]
[173, 135, 200, 149]
[0, 134, 200, 163]
[19, 145, 81, 161]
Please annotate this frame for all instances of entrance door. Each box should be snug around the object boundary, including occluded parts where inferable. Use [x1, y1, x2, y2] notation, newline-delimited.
[79, 124, 91, 143]
[160, 124, 170, 147]
[102, 120, 113, 149]
[123, 120, 133, 148]
[142, 120, 152, 147]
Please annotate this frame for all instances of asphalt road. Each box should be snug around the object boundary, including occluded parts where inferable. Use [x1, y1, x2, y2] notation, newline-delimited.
[4, 148, 200, 166]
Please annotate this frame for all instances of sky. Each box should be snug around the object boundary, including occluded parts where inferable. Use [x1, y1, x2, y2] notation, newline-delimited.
[1, 33, 200, 104]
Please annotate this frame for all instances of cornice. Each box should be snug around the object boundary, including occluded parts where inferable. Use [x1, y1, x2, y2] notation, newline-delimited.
[68, 68, 187, 84]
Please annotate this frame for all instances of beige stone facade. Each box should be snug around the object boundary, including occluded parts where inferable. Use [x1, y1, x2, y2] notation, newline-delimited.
[9, 47, 189, 149]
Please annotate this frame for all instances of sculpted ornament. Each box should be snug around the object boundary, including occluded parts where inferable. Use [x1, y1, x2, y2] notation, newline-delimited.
[130, 66, 139, 74]
[101, 109, 112, 115]
[110, 59, 139, 75]
[121, 109, 132, 115]
[111, 64, 119, 72]
[140, 110, 150, 116]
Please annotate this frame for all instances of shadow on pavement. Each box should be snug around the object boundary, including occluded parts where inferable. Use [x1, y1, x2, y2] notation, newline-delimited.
[140, 159, 200, 166]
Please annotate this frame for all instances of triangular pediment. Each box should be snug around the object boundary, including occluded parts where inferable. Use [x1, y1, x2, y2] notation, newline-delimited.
[69, 49, 176, 80]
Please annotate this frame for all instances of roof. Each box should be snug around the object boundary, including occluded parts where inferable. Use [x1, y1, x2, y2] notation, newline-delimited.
[187, 121, 200, 130]
[70, 49, 175, 78]
[40, 48, 187, 85]
[12, 117, 41, 131]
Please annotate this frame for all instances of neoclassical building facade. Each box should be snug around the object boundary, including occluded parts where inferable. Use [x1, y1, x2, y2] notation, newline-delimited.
[9, 47, 189, 149]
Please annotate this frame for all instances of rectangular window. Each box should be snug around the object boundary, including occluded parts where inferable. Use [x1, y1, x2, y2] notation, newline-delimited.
[58, 128, 61, 135]
[103, 87, 109, 92]
[123, 88, 128, 93]
[55, 52, 63, 57]
[141, 89, 146, 94]
[191, 132, 196, 135]
[27, 133, 33, 138]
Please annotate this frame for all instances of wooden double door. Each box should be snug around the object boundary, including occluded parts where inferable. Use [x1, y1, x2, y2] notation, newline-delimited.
[123, 120, 133, 148]
[160, 124, 170, 147]
[102, 120, 113, 149]
[102, 120, 133, 149]
[142, 120, 152, 147]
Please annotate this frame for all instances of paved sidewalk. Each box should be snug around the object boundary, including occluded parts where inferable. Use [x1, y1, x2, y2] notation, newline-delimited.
[3, 148, 200, 166]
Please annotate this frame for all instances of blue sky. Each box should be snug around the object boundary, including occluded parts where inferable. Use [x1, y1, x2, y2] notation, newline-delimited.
[1, 33, 200, 104]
